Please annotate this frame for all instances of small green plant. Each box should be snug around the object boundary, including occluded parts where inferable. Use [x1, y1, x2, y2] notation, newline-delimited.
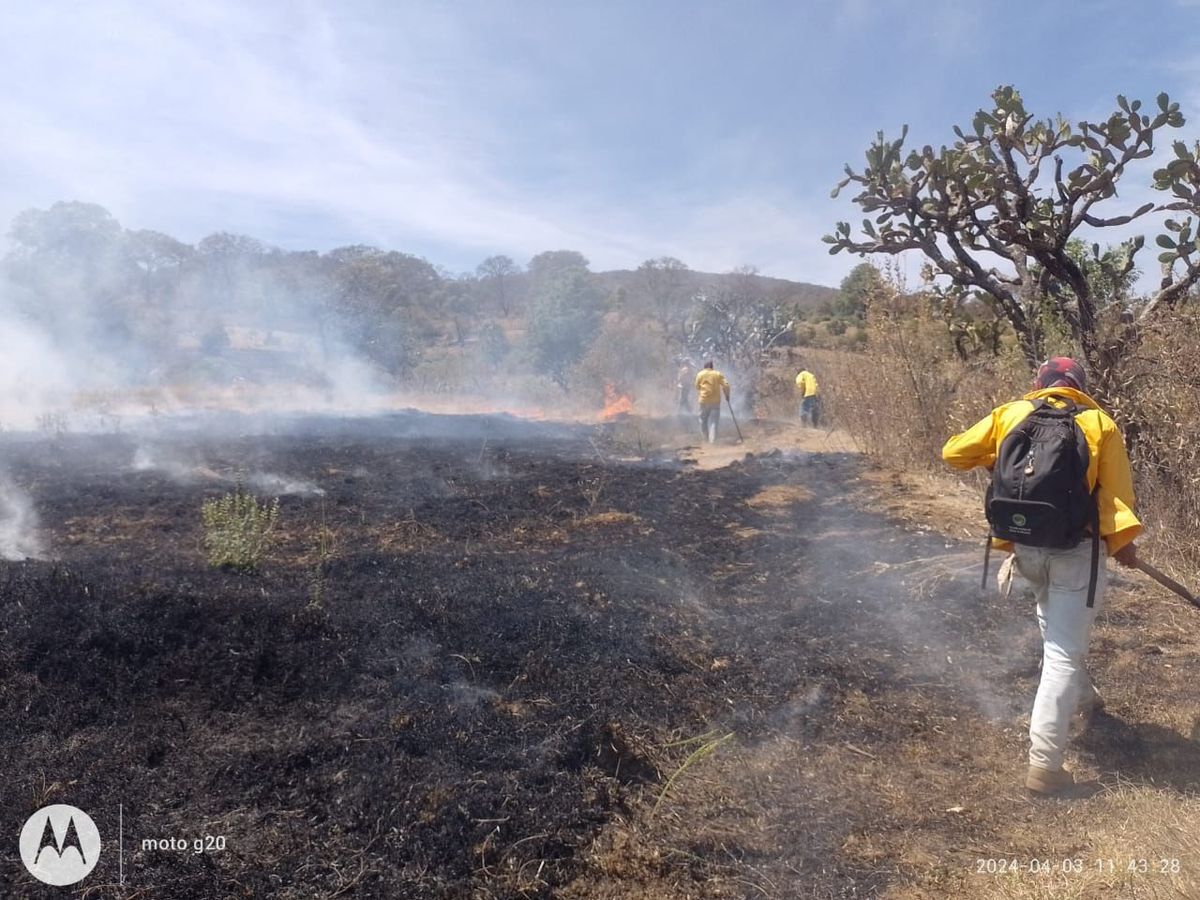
[201, 485, 279, 572]
[307, 501, 337, 607]
[652, 729, 735, 817]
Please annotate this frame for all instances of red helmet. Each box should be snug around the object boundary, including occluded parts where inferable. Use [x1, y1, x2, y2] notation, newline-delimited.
[1035, 357, 1086, 391]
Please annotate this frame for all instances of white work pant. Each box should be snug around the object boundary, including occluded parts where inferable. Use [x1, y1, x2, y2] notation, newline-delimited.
[699, 404, 721, 443]
[1013, 541, 1108, 771]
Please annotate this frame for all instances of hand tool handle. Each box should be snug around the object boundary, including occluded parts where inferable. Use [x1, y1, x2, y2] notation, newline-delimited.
[724, 395, 743, 442]
[1136, 559, 1200, 608]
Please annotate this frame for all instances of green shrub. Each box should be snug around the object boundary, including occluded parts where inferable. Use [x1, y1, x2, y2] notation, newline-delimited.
[201, 486, 280, 572]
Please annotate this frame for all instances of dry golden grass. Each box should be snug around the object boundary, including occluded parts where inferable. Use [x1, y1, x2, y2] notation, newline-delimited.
[364, 518, 442, 553]
[727, 524, 764, 539]
[888, 786, 1200, 900]
[745, 483, 813, 509]
[853, 466, 984, 540]
[61, 510, 184, 546]
[573, 510, 643, 528]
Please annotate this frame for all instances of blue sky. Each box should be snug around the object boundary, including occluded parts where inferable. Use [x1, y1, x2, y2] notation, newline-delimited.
[3, 0, 1199, 286]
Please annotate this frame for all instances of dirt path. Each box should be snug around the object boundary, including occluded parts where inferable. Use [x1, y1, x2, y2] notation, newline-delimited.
[1, 414, 1198, 898]
[679, 419, 856, 470]
[584, 418, 1200, 899]
[569, 427, 1027, 896]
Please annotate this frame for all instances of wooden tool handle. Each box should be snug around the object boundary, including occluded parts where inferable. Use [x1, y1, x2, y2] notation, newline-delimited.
[1136, 560, 1200, 608]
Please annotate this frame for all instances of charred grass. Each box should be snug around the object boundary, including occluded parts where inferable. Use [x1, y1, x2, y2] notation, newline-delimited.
[1, 414, 1198, 897]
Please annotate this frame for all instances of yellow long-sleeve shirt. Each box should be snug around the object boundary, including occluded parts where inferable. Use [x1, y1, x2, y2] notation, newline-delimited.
[795, 370, 818, 398]
[694, 368, 730, 407]
[942, 386, 1141, 555]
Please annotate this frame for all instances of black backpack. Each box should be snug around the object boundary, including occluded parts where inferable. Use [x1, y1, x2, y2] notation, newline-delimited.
[982, 397, 1102, 606]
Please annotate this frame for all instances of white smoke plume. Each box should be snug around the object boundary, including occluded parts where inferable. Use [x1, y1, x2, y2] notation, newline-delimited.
[244, 472, 325, 497]
[132, 446, 324, 496]
[0, 202, 395, 432]
[0, 476, 43, 560]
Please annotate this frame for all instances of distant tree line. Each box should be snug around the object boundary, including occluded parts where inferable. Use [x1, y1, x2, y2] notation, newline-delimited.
[2, 201, 837, 399]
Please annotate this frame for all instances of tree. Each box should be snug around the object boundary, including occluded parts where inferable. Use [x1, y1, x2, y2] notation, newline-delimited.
[436, 274, 475, 345]
[321, 247, 442, 374]
[686, 266, 794, 409]
[328, 248, 441, 321]
[826, 85, 1200, 378]
[1049, 239, 1140, 309]
[196, 231, 268, 299]
[528, 250, 590, 287]
[127, 229, 193, 277]
[526, 256, 604, 389]
[367, 314, 425, 375]
[476, 254, 519, 316]
[5, 202, 141, 342]
[8, 201, 122, 260]
[688, 267, 794, 365]
[196, 232, 266, 261]
[478, 321, 510, 367]
[834, 262, 884, 320]
[634, 256, 694, 340]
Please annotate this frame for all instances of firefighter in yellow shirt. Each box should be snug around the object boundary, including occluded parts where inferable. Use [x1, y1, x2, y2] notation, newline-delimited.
[694, 361, 730, 444]
[943, 357, 1140, 796]
[795, 368, 820, 427]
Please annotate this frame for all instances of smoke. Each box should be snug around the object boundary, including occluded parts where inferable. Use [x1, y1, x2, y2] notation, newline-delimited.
[0, 476, 42, 560]
[0, 300, 80, 430]
[0, 203, 393, 432]
[831, 537, 1035, 723]
[131, 446, 213, 482]
[132, 446, 324, 496]
[0, 201, 837, 445]
[244, 472, 325, 497]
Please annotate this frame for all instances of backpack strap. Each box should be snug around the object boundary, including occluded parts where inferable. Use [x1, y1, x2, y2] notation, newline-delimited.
[1077, 408, 1101, 608]
[1086, 484, 1101, 607]
[1055, 398, 1098, 606]
[1033, 395, 1084, 423]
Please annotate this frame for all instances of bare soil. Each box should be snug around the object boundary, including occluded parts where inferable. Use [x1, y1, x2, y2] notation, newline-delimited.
[2, 411, 1198, 898]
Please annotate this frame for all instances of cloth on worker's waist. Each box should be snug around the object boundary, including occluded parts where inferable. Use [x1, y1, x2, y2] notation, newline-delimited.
[795, 370, 819, 398]
[694, 368, 729, 407]
[941, 386, 1141, 555]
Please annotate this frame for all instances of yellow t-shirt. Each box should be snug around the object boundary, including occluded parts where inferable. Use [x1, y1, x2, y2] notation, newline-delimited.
[795, 370, 818, 398]
[694, 368, 730, 407]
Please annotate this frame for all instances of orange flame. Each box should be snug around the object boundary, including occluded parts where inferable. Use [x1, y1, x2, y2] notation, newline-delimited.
[602, 384, 634, 419]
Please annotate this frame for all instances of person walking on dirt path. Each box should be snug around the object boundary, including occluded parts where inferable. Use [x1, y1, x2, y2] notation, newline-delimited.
[942, 357, 1141, 796]
[676, 358, 693, 414]
[694, 361, 730, 444]
[796, 367, 820, 427]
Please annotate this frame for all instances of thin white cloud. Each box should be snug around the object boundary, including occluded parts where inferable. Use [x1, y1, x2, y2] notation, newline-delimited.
[0, 1, 855, 281]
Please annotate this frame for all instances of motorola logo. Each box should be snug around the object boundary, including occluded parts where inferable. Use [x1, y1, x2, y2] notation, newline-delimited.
[19, 804, 101, 886]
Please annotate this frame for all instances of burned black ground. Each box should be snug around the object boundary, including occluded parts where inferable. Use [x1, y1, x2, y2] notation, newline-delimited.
[0, 413, 1160, 898]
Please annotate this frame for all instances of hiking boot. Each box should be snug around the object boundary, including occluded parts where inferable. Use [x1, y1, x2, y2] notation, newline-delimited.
[1026, 765, 1074, 795]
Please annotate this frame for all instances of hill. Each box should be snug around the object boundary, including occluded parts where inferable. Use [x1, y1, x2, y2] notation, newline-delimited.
[596, 268, 837, 311]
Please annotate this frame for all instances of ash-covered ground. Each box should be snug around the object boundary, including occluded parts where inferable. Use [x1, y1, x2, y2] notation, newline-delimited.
[3, 413, 1189, 898]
